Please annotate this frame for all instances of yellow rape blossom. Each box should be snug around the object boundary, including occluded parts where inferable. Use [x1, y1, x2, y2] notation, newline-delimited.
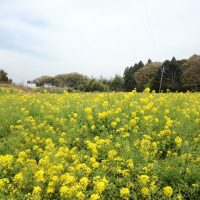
[163, 186, 173, 198]
[90, 193, 100, 200]
[175, 136, 182, 147]
[141, 187, 150, 197]
[120, 187, 130, 198]
[138, 175, 150, 185]
[0, 154, 13, 168]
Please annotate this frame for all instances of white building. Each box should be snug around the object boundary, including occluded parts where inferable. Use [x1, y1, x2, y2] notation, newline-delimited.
[27, 81, 37, 88]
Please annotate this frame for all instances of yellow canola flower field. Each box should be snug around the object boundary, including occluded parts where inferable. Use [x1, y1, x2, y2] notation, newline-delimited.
[0, 87, 200, 199]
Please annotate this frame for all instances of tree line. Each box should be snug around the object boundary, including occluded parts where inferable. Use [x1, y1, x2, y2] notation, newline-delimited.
[1, 54, 200, 92]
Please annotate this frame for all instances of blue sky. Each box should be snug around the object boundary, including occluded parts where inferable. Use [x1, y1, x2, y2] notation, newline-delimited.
[0, 0, 200, 83]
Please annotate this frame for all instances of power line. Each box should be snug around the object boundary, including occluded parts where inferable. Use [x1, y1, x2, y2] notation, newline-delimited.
[141, 0, 159, 59]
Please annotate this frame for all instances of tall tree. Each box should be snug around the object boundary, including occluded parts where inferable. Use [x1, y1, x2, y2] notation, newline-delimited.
[182, 55, 200, 91]
[0, 69, 12, 83]
[123, 61, 144, 91]
[148, 58, 152, 64]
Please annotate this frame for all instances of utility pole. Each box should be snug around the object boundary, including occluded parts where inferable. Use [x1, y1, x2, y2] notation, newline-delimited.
[159, 65, 165, 93]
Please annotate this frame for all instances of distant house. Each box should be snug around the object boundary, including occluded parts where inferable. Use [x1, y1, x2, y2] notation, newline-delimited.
[43, 83, 53, 88]
[27, 81, 37, 88]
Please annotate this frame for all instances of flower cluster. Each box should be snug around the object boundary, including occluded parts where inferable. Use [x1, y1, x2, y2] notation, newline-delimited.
[0, 87, 200, 199]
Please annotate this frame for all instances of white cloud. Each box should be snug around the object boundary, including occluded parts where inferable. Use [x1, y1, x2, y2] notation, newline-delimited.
[0, 0, 200, 83]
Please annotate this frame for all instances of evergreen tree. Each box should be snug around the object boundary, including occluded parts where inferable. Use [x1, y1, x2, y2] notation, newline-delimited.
[152, 58, 182, 92]
[123, 61, 144, 91]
